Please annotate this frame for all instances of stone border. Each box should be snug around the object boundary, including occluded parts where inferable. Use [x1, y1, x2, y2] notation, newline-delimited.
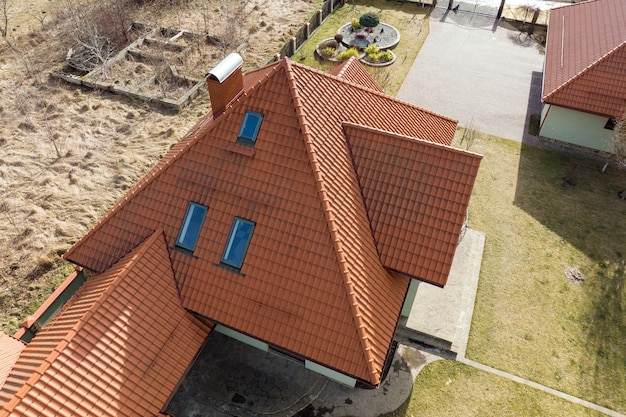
[338, 22, 401, 51]
[314, 38, 365, 64]
[359, 50, 396, 67]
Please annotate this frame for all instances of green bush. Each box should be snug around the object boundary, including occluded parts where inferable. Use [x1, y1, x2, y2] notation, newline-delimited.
[336, 48, 360, 61]
[364, 44, 380, 55]
[379, 50, 393, 62]
[351, 18, 362, 30]
[359, 12, 380, 28]
[367, 52, 380, 62]
[320, 47, 336, 58]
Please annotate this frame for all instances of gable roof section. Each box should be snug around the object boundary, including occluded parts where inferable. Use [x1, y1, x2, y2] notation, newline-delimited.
[0, 231, 210, 416]
[62, 58, 478, 385]
[345, 123, 481, 286]
[329, 57, 384, 92]
[543, 0, 626, 116]
[0, 334, 24, 393]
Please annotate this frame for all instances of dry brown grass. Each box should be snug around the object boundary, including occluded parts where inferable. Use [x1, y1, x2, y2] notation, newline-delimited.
[0, 0, 322, 333]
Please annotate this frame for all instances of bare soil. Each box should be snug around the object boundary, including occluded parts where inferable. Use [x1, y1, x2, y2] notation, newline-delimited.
[0, 0, 320, 333]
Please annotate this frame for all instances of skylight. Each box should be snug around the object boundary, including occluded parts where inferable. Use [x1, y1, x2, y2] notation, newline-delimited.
[237, 111, 264, 147]
[221, 218, 255, 269]
[176, 202, 208, 251]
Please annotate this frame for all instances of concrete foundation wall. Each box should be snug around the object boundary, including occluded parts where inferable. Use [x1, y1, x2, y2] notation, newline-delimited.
[305, 360, 357, 388]
[539, 104, 613, 152]
[214, 325, 269, 352]
[401, 280, 420, 318]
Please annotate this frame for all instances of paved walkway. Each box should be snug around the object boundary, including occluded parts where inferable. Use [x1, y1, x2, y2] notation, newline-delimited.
[396, 7, 544, 145]
[397, 229, 484, 356]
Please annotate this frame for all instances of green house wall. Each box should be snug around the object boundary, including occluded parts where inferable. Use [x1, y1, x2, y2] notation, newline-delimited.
[539, 104, 614, 152]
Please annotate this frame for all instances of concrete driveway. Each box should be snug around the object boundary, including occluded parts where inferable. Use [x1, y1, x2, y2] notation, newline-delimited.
[397, 7, 545, 144]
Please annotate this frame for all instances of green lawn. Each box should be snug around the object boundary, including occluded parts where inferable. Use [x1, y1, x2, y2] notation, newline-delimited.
[296, 0, 430, 96]
[380, 131, 624, 416]
[461, 131, 626, 413]
[392, 360, 606, 417]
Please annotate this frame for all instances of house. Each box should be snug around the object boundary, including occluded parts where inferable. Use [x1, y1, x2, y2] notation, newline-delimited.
[539, 0, 626, 153]
[0, 54, 481, 416]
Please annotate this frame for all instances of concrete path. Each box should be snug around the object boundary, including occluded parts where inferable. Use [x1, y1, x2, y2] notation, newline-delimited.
[397, 7, 544, 145]
[459, 358, 626, 417]
[397, 228, 485, 356]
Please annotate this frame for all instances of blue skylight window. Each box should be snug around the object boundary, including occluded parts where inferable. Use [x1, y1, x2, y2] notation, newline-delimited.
[237, 111, 264, 147]
[221, 218, 255, 269]
[176, 202, 208, 251]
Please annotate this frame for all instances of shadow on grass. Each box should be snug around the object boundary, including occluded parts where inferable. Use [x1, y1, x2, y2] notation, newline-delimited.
[514, 143, 626, 411]
[580, 256, 626, 409]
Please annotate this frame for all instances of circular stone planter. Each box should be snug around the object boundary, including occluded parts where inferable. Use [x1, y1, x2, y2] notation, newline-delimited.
[338, 23, 401, 51]
[360, 50, 396, 67]
[314, 38, 365, 63]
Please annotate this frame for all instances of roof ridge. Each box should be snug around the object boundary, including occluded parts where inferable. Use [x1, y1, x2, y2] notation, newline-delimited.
[282, 59, 378, 380]
[544, 38, 626, 102]
[289, 59, 457, 125]
[3, 231, 166, 414]
[343, 121, 483, 158]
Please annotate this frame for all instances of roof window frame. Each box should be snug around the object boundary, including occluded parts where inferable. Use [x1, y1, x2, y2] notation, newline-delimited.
[175, 202, 208, 252]
[236, 111, 264, 147]
[221, 217, 255, 269]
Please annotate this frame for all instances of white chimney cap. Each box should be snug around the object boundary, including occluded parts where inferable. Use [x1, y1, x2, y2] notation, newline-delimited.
[207, 53, 244, 83]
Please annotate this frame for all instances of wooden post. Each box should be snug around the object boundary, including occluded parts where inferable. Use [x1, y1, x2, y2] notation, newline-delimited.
[497, 0, 506, 19]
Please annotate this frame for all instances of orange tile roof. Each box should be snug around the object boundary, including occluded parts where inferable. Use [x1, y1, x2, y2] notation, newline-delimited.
[345, 123, 481, 286]
[0, 334, 24, 393]
[329, 57, 384, 92]
[63, 58, 480, 385]
[0, 230, 210, 416]
[543, 0, 626, 117]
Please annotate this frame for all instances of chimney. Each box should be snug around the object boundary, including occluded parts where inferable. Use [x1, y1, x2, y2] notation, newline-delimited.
[206, 53, 244, 116]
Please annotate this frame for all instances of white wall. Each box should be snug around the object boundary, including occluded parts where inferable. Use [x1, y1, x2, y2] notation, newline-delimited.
[539, 104, 614, 152]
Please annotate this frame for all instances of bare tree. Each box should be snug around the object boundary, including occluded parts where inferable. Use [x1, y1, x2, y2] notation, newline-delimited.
[205, 0, 252, 58]
[460, 118, 479, 150]
[0, 0, 17, 51]
[610, 113, 626, 169]
[66, 24, 116, 76]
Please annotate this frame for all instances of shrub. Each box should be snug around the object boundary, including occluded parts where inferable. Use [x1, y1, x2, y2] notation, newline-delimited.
[364, 44, 380, 55]
[367, 52, 379, 62]
[334, 33, 343, 44]
[379, 50, 393, 62]
[320, 47, 336, 58]
[359, 12, 380, 28]
[319, 39, 338, 50]
[336, 48, 360, 61]
[351, 18, 361, 30]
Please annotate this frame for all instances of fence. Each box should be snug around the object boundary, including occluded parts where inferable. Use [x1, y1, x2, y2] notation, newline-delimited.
[271, 0, 345, 62]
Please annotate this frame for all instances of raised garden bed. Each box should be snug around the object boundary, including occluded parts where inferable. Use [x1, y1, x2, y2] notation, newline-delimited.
[51, 24, 235, 110]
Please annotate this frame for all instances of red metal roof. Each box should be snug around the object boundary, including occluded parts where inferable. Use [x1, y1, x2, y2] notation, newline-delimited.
[0, 231, 210, 416]
[543, 0, 626, 116]
[62, 58, 480, 385]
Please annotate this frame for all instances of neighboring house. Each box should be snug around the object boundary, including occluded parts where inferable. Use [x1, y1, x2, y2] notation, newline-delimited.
[539, 0, 626, 153]
[0, 55, 481, 416]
